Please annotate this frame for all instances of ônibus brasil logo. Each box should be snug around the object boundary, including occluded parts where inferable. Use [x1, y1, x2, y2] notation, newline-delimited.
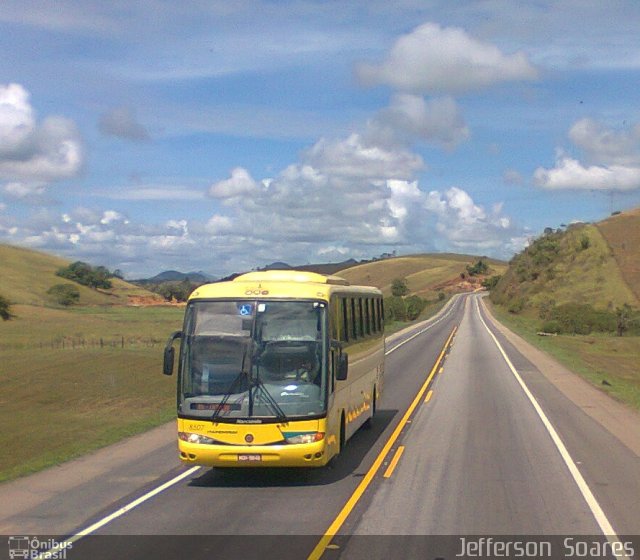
[8, 536, 73, 560]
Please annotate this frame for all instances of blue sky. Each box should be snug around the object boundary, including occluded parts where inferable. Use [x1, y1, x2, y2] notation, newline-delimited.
[1, 1, 639, 277]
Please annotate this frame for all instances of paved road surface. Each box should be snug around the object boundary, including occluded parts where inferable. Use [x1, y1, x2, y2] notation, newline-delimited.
[2, 294, 639, 560]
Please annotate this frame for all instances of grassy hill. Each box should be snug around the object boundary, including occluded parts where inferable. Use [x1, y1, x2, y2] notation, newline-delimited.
[0, 244, 160, 306]
[596, 207, 640, 302]
[338, 253, 507, 297]
[491, 214, 639, 315]
[488, 208, 640, 411]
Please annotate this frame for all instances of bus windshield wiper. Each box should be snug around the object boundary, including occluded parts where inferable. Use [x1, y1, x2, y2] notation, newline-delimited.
[252, 379, 288, 423]
[211, 369, 248, 422]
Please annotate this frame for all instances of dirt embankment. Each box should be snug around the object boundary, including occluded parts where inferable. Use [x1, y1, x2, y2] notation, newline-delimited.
[127, 295, 185, 307]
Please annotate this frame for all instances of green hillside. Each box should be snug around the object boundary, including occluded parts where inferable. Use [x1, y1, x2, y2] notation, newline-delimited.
[0, 244, 159, 306]
[488, 208, 640, 411]
[491, 217, 639, 315]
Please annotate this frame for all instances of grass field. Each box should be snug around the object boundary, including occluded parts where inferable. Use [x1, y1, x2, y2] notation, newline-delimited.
[0, 304, 184, 481]
[489, 302, 640, 412]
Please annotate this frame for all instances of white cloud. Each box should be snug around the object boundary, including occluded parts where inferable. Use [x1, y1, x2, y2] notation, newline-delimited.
[2, 181, 46, 199]
[534, 119, 640, 191]
[98, 185, 206, 201]
[534, 156, 640, 191]
[366, 95, 470, 150]
[206, 214, 233, 235]
[424, 187, 524, 253]
[99, 106, 150, 141]
[304, 133, 424, 181]
[356, 22, 538, 94]
[0, 83, 83, 183]
[100, 210, 127, 225]
[209, 167, 261, 199]
[568, 118, 640, 166]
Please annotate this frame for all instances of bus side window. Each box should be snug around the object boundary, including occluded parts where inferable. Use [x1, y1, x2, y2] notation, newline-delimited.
[369, 298, 375, 334]
[342, 297, 350, 343]
[350, 298, 357, 340]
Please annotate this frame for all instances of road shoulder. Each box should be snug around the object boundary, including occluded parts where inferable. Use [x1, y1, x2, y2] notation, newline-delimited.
[0, 421, 177, 535]
[480, 296, 640, 458]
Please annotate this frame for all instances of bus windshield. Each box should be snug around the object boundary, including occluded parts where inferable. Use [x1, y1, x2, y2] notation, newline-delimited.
[179, 300, 327, 421]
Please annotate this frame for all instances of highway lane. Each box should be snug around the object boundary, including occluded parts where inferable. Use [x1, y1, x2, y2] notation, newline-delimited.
[56, 295, 464, 559]
[335, 294, 639, 559]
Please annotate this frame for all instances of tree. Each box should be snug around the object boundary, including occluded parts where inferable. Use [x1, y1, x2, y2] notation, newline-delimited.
[466, 259, 489, 276]
[47, 284, 81, 306]
[0, 294, 14, 320]
[56, 261, 113, 289]
[616, 304, 633, 337]
[405, 295, 426, 321]
[391, 278, 409, 297]
[384, 296, 407, 322]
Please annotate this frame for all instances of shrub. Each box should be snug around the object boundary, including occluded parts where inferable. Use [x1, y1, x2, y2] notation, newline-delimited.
[47, 284, 81, 306]
[405, 295, 426, 321]
[508, 298, 526, 314]
[384, 296, 407, 322]
[391, 278, 409, 297]
[540, 320, 562, 334]
[548, 303, 617, 335]
[579, 235, 591, 251]
[481, 275, 501, 290]
[0, 294, 14, 321]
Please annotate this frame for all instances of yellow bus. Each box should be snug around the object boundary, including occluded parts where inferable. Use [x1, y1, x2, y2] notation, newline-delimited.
[163, 270, 384, 468]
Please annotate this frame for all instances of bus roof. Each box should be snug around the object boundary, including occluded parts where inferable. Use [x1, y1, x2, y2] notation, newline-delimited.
[188, 270, 381, 301]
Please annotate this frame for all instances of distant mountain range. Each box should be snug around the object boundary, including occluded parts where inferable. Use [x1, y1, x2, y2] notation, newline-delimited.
[135, 270, 217, 284]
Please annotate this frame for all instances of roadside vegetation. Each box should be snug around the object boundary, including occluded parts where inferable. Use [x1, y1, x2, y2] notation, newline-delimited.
[488, 210, 640, 411]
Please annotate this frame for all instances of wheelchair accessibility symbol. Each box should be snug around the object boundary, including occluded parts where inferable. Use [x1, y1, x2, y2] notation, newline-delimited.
[238, 304, 253, 316]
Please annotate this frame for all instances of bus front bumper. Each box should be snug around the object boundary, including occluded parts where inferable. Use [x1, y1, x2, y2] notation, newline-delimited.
[178, 440, 329, 468]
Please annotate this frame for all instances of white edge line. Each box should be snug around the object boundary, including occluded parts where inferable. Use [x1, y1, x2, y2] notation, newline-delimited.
[474, 296, 631, 559]
[36, 466, 201, 559]
[385, 294, 462, 356]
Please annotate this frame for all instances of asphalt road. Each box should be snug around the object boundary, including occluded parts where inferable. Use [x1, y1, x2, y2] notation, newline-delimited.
[5, 293, 639, 560]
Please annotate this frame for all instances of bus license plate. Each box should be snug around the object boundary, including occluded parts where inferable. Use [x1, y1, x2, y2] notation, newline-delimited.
[238, 454, 262, 462]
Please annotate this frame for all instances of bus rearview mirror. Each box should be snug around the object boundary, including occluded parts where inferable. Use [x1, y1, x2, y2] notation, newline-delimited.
[336, 353, 348, 381]
[163, 331, 182, 376]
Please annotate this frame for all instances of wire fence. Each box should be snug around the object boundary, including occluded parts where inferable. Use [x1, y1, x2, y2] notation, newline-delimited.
[0, 336, 164, 351]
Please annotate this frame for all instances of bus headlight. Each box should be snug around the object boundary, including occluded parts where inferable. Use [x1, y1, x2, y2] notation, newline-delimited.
[285, 432, 325, 444]
[179, 432, 218, 445]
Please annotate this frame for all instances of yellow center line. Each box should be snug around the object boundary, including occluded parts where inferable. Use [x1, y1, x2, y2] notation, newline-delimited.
[383, 446, 405, 478]
[307, 325, 457, 560]
[424, 389, 433, 403]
